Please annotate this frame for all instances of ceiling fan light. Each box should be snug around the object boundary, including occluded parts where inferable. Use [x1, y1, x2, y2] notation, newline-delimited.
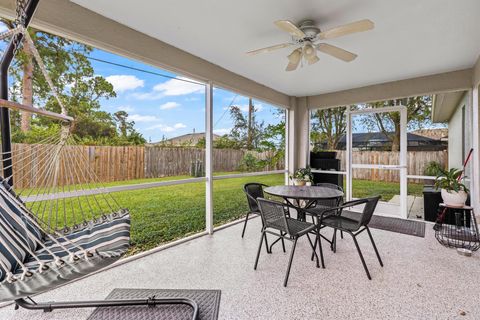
[288, 48, 302, 63]
[304, 43, 315, 56]
[306, 55, 320, 65]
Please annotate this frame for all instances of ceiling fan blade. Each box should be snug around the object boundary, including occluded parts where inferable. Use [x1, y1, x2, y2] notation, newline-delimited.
[246, 43, 293, 55]
[286, 48, 302, 71]
[274, 20, 306, 38]
[316, 43, 357, 62]
[318, 19, 374, 40]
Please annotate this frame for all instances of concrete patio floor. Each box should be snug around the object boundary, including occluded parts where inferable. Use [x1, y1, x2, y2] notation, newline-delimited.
[1, 217, 479, 319]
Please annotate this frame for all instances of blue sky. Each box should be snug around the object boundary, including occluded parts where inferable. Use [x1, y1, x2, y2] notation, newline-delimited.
[88, 49, 284, 142]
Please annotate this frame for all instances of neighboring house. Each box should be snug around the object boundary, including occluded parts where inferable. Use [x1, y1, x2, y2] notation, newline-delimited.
[412, 128, 448, 142]
[432, 91, 474, 182]
[150, 132, 220, 147]
[315, 132, 446, 151]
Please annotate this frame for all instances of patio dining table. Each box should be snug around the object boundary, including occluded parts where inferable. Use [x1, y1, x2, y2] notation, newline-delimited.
[263, 185, 344, 252]
[264, 185, 344, 221]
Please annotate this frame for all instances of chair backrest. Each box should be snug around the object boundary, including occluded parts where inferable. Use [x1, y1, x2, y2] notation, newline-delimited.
[257, 198, 290, 234]
[315, 183, 344, 207]
[243, 183, 267, 213]
[316, 183, 343, 192]
[356, 196, 381, 227]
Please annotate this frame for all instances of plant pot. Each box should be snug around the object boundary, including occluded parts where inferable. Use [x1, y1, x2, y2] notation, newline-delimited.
[441, 189, 468, 207]
[293, 179, 306, 186]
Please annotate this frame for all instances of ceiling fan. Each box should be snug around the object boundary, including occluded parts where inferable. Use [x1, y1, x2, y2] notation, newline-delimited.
[247, 19, 374, 71]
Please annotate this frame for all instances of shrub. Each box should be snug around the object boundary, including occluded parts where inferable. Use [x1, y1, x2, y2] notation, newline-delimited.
[238, 153, 264, 172]
[424, 161, 443, 176]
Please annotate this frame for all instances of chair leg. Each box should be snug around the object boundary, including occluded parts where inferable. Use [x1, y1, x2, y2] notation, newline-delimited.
[350, 232, 371, 280]
[241, 212, 250, 238]
[340, 231, 344, 239]
[316, 228, 325, 269]
[264, 232, 271, 254]
[280, 232, 286, 253]
[366, 227, 383, 267]
[306, 233, 319, 268]
[254, 230, 265, 270]
[331, 229, 337, 253]
[311, 234, 317, 261]
[283, 238, 298, 287]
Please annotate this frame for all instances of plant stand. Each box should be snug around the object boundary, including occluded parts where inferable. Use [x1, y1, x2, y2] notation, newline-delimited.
[434, 204, 480, 252]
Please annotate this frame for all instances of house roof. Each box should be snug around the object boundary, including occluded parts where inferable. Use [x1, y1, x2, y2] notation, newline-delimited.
[432, 91, 467, 123]
[337, 132, 439, 145]
[151, 132, 220, 145]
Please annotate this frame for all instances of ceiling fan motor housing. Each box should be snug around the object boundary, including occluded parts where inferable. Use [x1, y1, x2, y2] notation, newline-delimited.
[299, 19, 321, 39]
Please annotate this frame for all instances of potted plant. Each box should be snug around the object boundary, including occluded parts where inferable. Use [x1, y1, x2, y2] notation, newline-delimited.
[434, 168, 469, 207]
[290, 167, 313, 186]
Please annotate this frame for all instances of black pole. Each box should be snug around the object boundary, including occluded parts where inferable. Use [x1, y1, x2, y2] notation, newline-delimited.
[0, 0, 40, 186]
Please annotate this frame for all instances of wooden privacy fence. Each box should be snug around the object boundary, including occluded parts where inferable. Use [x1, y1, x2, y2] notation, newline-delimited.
[334, 150, 448, 182]
[7, 144, 145, 189]
[144, 146, 283, 178]
[3, 143, 446, 188]
[4, 144, 284, 188]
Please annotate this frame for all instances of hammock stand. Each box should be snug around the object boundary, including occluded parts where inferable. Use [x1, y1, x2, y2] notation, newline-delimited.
[0, 1, 198, 318]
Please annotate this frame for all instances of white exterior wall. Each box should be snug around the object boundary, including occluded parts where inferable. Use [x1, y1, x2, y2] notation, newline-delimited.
[448, 93, 471, 169]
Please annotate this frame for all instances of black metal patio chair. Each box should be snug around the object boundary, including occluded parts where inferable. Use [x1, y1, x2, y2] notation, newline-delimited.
[312, 196, 383, 280]
[304, 183, 344, 251]
[242, 183, 272, 253]
[254, 198, 324, 287]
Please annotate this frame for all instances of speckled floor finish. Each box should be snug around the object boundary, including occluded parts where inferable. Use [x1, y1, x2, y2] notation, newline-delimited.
[0, 217, 479, 319]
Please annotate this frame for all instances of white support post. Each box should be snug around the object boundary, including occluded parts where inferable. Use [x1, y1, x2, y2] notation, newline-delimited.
[472, 86, 480, 214]
[285, 109, 290, 185]
[205, 82, 214, 234]
[346, 106, 352, 201]
[399, 106, 408, 219]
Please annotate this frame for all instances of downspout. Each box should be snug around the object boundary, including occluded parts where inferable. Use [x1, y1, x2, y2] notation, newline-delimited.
[0, 0, 40, 185]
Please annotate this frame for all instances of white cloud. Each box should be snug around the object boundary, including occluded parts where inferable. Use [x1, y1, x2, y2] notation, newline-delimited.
[133, 77, 204, 100]
[146, 122, 187, 132]
[213, 128, 231, 135]
[0, 24, 8, 33]
[153, 77, 204, 96]
[116, 105, 135, 112]
[129, 114, 160, 122]
[106, 75, 144, 93]
[159, 101, 181, 110]
[174, 123, 187, 129]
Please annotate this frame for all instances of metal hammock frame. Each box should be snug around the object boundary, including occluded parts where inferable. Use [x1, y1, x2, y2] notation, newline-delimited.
[0, 0, 199, 318]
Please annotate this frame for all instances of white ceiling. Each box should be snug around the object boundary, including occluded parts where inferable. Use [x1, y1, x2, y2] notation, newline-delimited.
[72, 0, 480, 97]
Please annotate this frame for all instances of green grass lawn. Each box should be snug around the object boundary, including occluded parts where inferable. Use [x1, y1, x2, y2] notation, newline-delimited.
[25, 173, 424, 255]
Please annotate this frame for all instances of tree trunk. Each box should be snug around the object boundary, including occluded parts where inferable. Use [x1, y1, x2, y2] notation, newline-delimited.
[247, 98, 253, 150]
[391, 121, 401, 151]
[21, 39, 34, 132]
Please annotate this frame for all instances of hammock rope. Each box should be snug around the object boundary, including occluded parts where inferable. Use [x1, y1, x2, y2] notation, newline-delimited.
[0, 8, 131, 299]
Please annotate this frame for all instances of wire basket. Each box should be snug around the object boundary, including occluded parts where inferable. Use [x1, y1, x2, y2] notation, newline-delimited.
[434, 204, 480, 252]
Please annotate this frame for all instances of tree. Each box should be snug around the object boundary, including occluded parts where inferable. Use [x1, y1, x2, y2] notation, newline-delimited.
[1, 22, 146, 145]
[0, 20, 35, 132]
[310, 106, 348, 150]
[229, 104, 264, 150]
[113, 111, 134, 138]
[360, 96, 432, 151]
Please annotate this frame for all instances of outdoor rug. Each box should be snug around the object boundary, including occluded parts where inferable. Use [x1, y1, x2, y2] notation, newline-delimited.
[343, 211, 426, 238]
[88, 288, 221, 320]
